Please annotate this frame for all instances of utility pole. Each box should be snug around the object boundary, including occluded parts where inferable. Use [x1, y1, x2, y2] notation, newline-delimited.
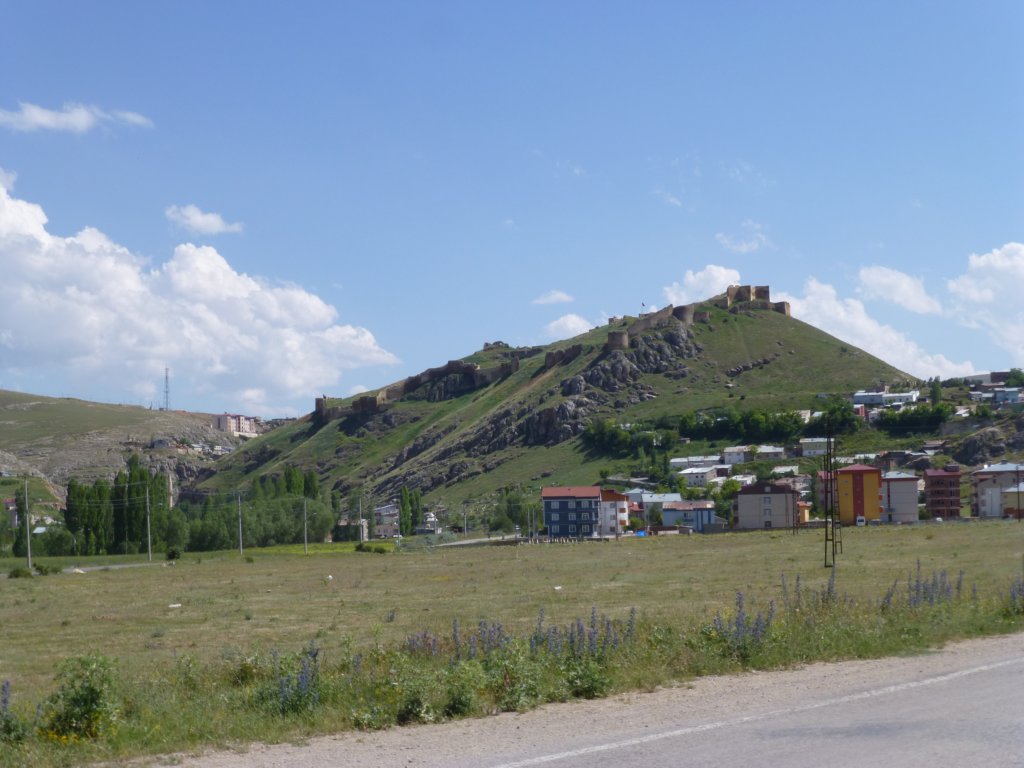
[23, 478, 32, 571]
[145, 486, 152, 562]
[237, 492, 244, 557]
[303, 498, 309, 555]
[358, 495, 363, 542]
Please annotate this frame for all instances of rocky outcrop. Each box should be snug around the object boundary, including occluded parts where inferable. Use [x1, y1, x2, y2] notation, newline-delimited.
[952, 427, 1007, 465]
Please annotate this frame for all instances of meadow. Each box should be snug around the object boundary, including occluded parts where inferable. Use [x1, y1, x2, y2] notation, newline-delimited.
[2, 522, 1023, 765]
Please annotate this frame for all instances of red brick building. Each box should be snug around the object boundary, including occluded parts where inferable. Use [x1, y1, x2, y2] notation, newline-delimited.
[923, 464, 962, 519]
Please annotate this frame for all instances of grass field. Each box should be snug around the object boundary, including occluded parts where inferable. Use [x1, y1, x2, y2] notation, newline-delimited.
[2, 521, 1023, 764]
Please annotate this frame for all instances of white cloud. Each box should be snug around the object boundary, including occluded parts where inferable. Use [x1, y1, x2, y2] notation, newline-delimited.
[533, 289, 574, 305]
[946, 242, 1024, 361]
[663, 265, 741, 305]
[778, 278, 974, 380]
[165, 204, 244, 235]
[0, 183, 397, 415]
[653, 188, 682, 208]
[0, 167, 15, 192]
[715, 220, 771, 254]
[0, 102, 153, 133]
[348, 384, 370, 396]
[544, 314, 593, 340]
[858, 266, 941, 314]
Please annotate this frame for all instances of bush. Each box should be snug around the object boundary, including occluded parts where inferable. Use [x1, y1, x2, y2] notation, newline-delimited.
[165, 547, 181, 561]
[0, 681, 27, 745]
[7, 566, 32, 579]
[42, 655, 119, 740]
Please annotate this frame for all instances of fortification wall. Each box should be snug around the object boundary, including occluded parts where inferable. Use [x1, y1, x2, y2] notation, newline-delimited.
[316, 355, 520, 421]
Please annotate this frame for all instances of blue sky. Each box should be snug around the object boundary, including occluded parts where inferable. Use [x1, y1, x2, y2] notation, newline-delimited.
[1, 2, 1021, 417]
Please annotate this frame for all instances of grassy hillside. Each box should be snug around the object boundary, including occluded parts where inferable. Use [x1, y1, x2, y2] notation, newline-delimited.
[0, 390, 240, 496]
[202, 298, 918, 506]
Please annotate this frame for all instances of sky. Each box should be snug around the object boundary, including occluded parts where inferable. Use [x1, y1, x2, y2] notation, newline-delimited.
[0, 2, 1021, 417]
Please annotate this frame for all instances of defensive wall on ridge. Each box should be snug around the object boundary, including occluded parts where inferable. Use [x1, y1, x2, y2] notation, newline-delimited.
[601, 284, 790, 353]
[315, 356, 521, 422]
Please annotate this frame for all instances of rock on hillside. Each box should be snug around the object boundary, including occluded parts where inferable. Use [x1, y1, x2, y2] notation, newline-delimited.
[366, 320, 702, 498]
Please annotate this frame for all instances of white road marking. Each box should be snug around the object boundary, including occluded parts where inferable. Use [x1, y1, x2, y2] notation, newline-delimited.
[488, 656, 1024, 768]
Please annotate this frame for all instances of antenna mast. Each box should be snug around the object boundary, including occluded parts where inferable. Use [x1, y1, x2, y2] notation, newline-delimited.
[164, 367, 170, 412]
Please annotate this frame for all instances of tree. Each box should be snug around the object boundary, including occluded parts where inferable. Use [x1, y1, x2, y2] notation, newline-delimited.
[12, 483, 28, 558]
[399, 487, 412, 536]
[929, 377, 942, 404]
[1006, 368, 1024, 388]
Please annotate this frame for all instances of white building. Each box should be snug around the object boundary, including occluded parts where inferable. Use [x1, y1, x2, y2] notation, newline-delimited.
[881, 471, 919, 523]
[213, 413, 260, 438]
[722, 446, 750, 465]
[799, 437, 829, 457]
[679, 466, 717, 488]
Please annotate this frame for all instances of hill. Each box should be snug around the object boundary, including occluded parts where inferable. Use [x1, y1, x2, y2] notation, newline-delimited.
[201, 288, 919, 506]
[0, 389, 246, 502]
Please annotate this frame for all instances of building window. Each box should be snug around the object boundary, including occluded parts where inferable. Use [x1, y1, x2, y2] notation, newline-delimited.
[569, 513, 577, 521]
[569, 525, 577, 534]
[550, 513, 559, 522]
[582, 525, 590, 534]
[550, 501, 560, 509]
[762, 496, 772, 505]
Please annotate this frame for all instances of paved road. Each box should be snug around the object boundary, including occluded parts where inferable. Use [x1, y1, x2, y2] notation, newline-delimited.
[180, 633, 1024, 768]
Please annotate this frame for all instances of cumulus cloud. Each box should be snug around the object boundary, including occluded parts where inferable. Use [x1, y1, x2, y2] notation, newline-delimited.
[0, 183, 397, 415]
[533, 289, 574, 305]
[778, 278, 974, 380]
[945, 242, 1024, 360]
[715, 220, 771, 254]
[857, 266, 941, 314]
[0, 167, 15, 192]
[0, 102, 153, 132]
[663, 265, 741, 305]
[165, 204, 244, 235]
[544, 314, 594, 340]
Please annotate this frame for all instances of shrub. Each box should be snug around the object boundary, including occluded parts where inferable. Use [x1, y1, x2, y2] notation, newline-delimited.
[255, 643, 322, 716]
[561, 656, 611, 699]
[165, 547, 181, 561]
[0, 680, 27, 745]
[7, 566, 32, 579]
[42, 655, 119, 740]
[442, 660, 486, 718]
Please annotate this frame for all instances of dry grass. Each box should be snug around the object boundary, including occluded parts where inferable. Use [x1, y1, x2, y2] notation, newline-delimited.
[3, 520, 1023, 697]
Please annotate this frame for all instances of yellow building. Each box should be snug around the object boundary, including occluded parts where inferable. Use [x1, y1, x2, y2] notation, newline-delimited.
[836, 464, 882, 524]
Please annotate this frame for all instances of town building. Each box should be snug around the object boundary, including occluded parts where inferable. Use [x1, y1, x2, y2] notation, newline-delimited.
[836, 464, 883, 525]
[213, 413, 260, 438]
[800, 437, 828, 457]
[722, 446, 751, 464]
[923, 464, 962, 519]
[971, 462, 1024, 518]
[735, 481, 799, 530]
[678, 465, 717, 488]
[662, 500, 717, 532]
[598, 489, 629, 537]
[881, 471, 920, 523]
[542, 486, 601, 539]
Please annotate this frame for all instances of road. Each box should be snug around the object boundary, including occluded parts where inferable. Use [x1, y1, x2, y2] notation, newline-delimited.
[179, 633, 1024, 768]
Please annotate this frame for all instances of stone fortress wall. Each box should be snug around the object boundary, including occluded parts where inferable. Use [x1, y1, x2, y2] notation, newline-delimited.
[601, 284, 789, 353]
[315, 356, 521, 422]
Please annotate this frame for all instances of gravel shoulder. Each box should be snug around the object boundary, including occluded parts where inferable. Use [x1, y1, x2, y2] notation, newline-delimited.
[162, 632, 1024, 768]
